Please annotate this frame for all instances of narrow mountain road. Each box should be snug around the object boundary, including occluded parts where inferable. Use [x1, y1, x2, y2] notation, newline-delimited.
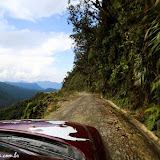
[45, 92, 160, 160]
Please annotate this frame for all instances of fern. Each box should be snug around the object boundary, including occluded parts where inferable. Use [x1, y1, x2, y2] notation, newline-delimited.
[151, 76, 160, 92]
[145, 105, 160, 131]
[145, 119, 155, 130]
[145, 106, 157, 112]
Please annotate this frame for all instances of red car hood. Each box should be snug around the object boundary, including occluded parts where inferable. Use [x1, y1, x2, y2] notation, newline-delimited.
[0, 120, 98, 159]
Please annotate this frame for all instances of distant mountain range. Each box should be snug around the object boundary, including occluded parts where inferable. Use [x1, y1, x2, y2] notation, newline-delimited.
[5, 82, 43, 90]
[36, 81, 62, 90]
[5, 81, 62, 90]
[0, 81, 62, 109]
[0, 82, 37, 109]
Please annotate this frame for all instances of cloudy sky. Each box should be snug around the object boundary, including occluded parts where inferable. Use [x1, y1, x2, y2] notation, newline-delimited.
[0, 0, 75, 83]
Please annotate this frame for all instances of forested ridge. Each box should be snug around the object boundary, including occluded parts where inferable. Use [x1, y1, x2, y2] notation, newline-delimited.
[0, 91, 69, 120]
[0, 82, 39, 109]
[62, 0, 160, 136]
[0, 82, 56, 109]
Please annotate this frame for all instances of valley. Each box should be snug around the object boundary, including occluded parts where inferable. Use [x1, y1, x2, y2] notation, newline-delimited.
[0, 81, 61, 109]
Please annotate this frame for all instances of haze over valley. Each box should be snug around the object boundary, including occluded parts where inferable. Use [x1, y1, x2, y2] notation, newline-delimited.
[0, 81, 61, 109]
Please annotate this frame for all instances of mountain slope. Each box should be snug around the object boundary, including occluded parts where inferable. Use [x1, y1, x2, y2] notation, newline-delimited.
[0, 90, 67, 120]
[0, 89, 17, 109]
[0, 82, 40, 109]
[0, 82, 38, 100]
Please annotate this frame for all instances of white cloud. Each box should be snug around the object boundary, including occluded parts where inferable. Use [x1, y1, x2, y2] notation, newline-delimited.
[0, 19, 15, 32]
[0, 0, 69, 21]
[0, 69, 8, 78]
[0, 29, 46, 49]
[0, 0, 76, 82]
[0, 30, 72, 53]
[0, 30, 73, 82]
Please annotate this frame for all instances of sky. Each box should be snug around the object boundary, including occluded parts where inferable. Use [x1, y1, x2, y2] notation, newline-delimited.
[0, 0, 76, 83]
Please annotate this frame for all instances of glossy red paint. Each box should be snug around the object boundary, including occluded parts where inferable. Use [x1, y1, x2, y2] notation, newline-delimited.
[0, 120, 107, 160]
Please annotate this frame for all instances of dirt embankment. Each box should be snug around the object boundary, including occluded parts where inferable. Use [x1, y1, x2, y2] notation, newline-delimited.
[45, 92, 160, 160]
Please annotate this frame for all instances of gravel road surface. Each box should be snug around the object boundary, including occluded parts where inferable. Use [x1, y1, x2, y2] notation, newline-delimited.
[45, 92, 160, 160]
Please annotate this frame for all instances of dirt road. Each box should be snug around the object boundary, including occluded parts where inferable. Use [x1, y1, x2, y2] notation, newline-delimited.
[45, 92, 160, 160]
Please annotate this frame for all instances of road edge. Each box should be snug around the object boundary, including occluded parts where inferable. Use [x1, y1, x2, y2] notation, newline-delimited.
[104, 99, 160, 153]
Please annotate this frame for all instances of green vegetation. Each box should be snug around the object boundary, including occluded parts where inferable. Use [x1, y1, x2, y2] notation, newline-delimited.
[1, 0, 160, 138]
[62, 0, 160, 137]
[0, 82, 57, 109]
[0, 82, 39, 101]
[0, 91, 69, 120]
[0, 89, 17, 109]
[0, 82, 40, 109]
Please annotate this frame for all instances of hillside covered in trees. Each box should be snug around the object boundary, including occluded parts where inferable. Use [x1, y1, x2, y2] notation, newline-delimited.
[0, 82, 39, 109]
[0, 82, 57, 109]
[0, 91, 69, 120]
[62, 0, 160, 136]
